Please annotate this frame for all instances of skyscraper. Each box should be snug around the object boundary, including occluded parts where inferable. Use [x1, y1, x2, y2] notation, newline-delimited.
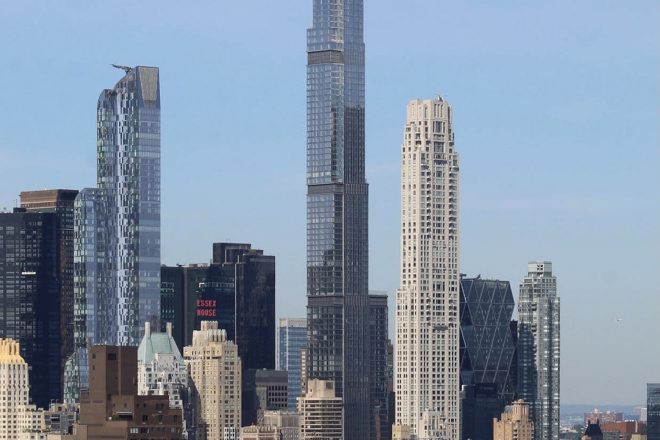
[460, 277, 517, 401]
[65, 65, 161, 403]
[20, 189, 79, 392]
[647, 384, 660, 440]
[277, 318, 307, 408]
[305, 1, 374, 439]
[395, 97, 461, 439]
[184, 321, 241, 440]
[518, 261, 560, 440]
[0, 209, 61, 408]
[369, 294, 391, 440]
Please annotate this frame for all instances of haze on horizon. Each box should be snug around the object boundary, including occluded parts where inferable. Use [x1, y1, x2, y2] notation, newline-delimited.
[0, 0, 658, 406]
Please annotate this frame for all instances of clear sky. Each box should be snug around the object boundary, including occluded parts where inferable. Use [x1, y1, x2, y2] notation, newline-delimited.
[1, 1, 658, 405]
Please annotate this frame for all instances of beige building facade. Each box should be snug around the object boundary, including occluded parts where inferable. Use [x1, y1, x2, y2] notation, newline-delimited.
[0, 339, 32, 439]
[395, 97, 461, 440]
[184, 321, 241, 440]
[493, 400, 535, 440]
[298, 380, 342, 440]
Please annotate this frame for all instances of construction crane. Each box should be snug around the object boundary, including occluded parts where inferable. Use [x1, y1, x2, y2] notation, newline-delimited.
[111, 64, 132, 73]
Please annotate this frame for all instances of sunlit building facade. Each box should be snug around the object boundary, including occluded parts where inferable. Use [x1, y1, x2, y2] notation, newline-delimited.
[64, 66, 161, 403]
[395, 97, 460, 440]
[305, 1, 383, 439]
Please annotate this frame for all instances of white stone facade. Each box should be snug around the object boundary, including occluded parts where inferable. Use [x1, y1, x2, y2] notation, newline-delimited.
[138, 322, 188, 410]
[395, 97, 460, 440]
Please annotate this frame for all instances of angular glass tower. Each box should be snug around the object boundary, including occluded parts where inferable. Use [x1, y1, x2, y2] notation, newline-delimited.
[96, 65, 161, 345]
[460, 277, 518, 440]
[518, 261, 560, 440]
[306, 1, 371, 439]
[64, 66, 161, 403]
[460, 277, 517, 401]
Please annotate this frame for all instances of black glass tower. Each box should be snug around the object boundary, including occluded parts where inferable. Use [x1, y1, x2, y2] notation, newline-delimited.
[306, 1, 371, 439]
[460, 276, 518, 440]
[648, 384, 660, 440]
[20, 189, 79, 396]
[159, 242, 275, 373]
[460, 277, 517, 401]
[0, 208, 61, 408]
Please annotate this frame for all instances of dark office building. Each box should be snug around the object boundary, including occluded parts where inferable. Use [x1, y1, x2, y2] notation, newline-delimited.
[160, 242, 275, 372]
[462, 383, 506, 440]
[460, 276, 518, 440]
[160, 265, 186, 350]
[0, 208, 61, 407]
[20, 189, 78, 393]
[369, 294, 390, 440]
[648, 384, 660, 440]
[242, 369, 288, 426]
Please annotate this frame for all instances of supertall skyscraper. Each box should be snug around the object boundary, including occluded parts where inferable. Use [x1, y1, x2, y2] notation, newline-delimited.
[305, 1, 374, 439]
[395, 97, 461, 440]
[65, 65, 161, 403]
[518, 261, 560, 440]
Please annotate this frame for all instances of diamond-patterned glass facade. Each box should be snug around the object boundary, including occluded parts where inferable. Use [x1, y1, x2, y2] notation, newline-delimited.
[460, 277, 517, 401]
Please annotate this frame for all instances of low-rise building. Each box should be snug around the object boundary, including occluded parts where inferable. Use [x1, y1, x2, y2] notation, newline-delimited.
[298, 380, 342, 440]
[242, 369, 288, 426]
[72, 345, 184, 439]
[493, 400, 535, 440]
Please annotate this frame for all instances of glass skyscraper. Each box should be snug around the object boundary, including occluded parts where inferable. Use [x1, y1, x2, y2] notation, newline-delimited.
[648, 384, 660, 440]
[460, 276, 518, 440]
[518, 261, 560, 440]
[277, 318, 307, 409]
[64, 66, 161, 403]
[0, 209, 61, 408]
[19, 189, 79, 396]
[460, 277, 517, 401]
[306, 1, 375, 439]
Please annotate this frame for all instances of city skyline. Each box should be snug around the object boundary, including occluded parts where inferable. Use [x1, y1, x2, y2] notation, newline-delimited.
[0, 0, 658, 406]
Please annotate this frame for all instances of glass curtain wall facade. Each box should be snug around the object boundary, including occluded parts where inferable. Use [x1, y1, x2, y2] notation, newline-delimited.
[0, 209, 61, 408]
[20, 189, 79, 394]
[518, 261, 560, 440]
[65, 66, 161, 403]
[277, 318, 307, 409]
[460, 277, 517, 401]
[306, 1, 372, 439]
[648, 384, 660, 440]
[96, 65, 161, 345]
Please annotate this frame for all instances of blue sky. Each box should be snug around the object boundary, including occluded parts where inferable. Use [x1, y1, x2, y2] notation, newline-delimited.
[1, 1, 658, 405]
